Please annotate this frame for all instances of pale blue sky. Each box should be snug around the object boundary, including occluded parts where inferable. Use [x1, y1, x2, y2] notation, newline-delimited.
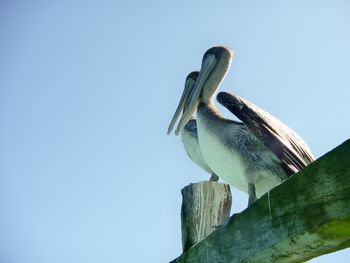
[1, 1, 350, 262]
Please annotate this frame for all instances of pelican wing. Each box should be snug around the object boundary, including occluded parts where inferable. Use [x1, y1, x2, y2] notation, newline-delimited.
[217, 92, 314, 176]
[184, 119, 198, 137]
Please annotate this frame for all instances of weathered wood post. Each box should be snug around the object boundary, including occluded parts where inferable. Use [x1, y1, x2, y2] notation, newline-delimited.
[180, 181, 232, 251]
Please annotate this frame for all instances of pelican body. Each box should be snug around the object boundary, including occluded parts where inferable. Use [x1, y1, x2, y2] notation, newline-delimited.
[195, 99, 289, 200]
[168, 46, 314, 206]
[180, 119, 218, 181]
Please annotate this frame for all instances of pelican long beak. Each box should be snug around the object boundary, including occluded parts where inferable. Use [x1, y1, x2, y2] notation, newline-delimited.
[175, 55, 216, 135]
[167, 75, 197, 135]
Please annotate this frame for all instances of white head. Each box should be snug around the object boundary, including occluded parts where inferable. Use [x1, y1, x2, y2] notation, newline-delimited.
[173, 46, 233, 135]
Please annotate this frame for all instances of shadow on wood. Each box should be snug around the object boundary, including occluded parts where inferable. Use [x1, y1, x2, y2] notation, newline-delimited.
[170, 139, 350, 263]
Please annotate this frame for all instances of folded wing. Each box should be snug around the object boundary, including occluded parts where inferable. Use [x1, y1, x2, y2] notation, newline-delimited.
[217, 91, 314, 176]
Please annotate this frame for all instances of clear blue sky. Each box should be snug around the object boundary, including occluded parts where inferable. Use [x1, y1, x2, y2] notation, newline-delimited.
[1, 1, 350, 262]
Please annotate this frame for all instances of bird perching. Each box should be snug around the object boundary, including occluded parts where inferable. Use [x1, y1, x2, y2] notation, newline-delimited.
[168, 71, 219, 181]
[168, 46, 314, 207]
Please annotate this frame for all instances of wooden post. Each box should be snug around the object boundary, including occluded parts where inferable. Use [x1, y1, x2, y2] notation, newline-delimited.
[171, 139, 350, 263]
[181, 182, 232, 251]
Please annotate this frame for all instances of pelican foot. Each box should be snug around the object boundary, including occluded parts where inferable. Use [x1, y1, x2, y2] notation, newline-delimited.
[209, 173, 219, 182]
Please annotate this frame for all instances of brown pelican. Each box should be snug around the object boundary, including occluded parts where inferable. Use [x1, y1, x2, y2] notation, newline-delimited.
[168, 71, 219, 181]
[168, 46, 314, 206]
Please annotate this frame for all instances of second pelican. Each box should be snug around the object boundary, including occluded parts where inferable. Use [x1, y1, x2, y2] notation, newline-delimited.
[168, 71, 218, 181]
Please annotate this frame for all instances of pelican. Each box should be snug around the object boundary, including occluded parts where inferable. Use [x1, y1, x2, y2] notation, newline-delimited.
[168, 71, 219, 181]
[168, 46, 314, 206]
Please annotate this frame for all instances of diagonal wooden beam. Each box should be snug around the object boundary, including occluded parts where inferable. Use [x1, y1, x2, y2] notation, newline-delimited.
[170, 139, 350, 263]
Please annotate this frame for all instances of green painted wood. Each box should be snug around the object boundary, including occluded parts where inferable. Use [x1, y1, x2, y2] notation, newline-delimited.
[170, 139, 350, 263]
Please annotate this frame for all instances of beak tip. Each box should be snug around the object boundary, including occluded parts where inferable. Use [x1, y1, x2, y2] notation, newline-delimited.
[167, 124, 174, 135]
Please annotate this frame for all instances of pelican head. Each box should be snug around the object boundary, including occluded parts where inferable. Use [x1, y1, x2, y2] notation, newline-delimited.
[174, 46, 234, 135]
[167, 71, 199, 135]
